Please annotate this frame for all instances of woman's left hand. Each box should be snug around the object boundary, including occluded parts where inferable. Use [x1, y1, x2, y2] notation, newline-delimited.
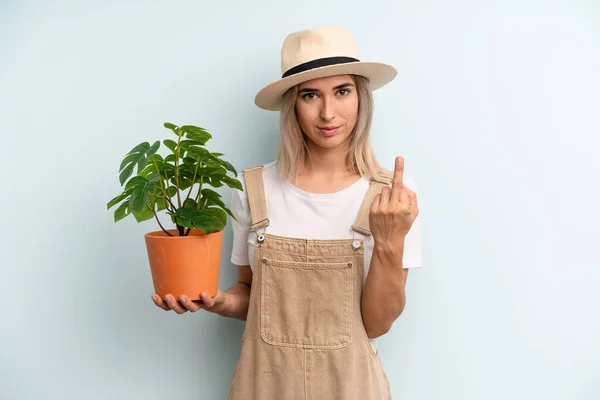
[369, 156, 419, 250]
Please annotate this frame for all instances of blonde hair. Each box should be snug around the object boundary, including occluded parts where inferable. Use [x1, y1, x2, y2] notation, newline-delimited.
[275, 75, 385, 184]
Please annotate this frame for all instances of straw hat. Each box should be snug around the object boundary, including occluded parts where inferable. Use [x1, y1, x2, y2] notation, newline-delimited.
[254, 25, 397, 111]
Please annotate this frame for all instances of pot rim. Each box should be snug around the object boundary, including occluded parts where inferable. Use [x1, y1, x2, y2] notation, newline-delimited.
[144, 228, 223, 238]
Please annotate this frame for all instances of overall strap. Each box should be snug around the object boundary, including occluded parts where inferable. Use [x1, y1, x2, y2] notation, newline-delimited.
[242, 165, 270, 231]
[351, 168, 394, 237]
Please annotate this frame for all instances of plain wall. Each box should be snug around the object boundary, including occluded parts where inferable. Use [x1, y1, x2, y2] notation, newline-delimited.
[1, 0, 599, 399]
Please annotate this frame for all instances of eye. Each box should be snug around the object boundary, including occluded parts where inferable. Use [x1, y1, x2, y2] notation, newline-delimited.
[337, 88, 351, 96]
[301, 92, 317, 100]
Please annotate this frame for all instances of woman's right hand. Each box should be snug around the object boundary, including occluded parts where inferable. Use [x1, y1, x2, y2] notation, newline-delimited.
[152, 291, 227, 315]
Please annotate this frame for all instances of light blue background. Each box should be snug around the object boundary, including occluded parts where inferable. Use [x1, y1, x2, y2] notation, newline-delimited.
[1, 0, 599, 399]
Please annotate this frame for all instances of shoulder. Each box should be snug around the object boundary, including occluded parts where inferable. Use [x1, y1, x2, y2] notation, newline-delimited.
[231, 160, 280, 203]
[239, 160, 279, 185]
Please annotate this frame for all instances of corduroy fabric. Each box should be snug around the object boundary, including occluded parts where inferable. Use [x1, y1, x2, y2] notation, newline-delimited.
[228, 166, 393, 400]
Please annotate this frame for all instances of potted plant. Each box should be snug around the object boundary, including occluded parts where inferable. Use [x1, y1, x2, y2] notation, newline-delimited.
[107, 122, 242, 301]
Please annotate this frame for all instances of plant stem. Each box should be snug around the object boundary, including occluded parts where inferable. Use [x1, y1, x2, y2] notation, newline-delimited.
[184, 161, 200, 206]
[163, 170, 173, 207]
[175, 130, 182, 209]
[152, 159, 176, 212]
[146, 202, 173, 236]
[195, 176, 203, 206]
[157, 195, 177, 213]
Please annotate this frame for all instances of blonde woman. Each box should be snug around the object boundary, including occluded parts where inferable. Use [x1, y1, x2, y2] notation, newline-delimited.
[153, 25, 423, 399]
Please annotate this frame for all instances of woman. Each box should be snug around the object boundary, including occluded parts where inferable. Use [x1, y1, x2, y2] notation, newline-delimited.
[152, 25, 423, 399]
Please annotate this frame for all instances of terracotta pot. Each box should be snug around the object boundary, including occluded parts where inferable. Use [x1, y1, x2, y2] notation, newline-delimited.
[144, 228, 222, 301]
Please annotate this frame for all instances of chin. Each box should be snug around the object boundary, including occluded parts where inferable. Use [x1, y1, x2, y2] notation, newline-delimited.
[320, 138, 347, 149]
[306, 130, 351, 149]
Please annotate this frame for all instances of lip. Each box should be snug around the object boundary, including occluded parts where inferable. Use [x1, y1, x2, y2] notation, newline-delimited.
[318, 126, 341, 136]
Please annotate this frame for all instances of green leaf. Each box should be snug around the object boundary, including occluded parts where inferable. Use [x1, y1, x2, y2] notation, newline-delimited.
[183, 129, 212, 145]
[114, 201, 130, 222]
[119, 164, 135, 186]
[180, 139, 207, 152]
[163, 139, 178, 153]
[118, 141, 160, 186]
[153, 186, 177, 209]
[173, 215, 194, 229]
[173, 207, 226, 234]
[119, 142, 149, 185]
[182, 156, 196, 166]
[129, 174, 159, 212]
[159, 162, 175, 174]
[219, 159, 238, 176]
[165, 186, 178, 198]
[107, 187, 134, 210]
[140, 141, 160, 171]
[129, 188, 149, 213]
[205, 176, 223, 188]
[181, 125, 212, 144]
[148, 153, 164, 164]
[177, 177, 193, 191]
[132, 204, 155, 222]
[183, 198, 197, 209]
[201, 152, 237, 176]
[125, 176, 148, 191]
[186, 131, 212, 144]
[164, 122, 182, 136]
[119, 152, 142, 173]
[156, 196, 169, 212]
[222, 205, 237, 221]
[205, 207, 227, 226]
[138, 154, 164, 178]
[197, 167, 227, 178]
[201, 188, 222, 200]
[184, 145, 209, 161]
[212, 175, 243, 191]
[177, 163, 194, 175]
[208, 152, 236, 174]
[204, 196, 225, 209]
[203, 197, 236, 221]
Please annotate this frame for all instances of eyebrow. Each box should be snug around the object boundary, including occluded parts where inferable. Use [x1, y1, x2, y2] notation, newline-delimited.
[298, 82, 355, 93]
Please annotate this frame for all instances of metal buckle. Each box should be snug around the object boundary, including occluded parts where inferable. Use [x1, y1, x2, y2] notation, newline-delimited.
[250, 219, 269, 243]
[350, 228, 371, 250]
[250, 218, 270, 231]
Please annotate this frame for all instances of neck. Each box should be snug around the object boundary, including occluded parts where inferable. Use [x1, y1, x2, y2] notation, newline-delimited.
[302, 139, 353, 179]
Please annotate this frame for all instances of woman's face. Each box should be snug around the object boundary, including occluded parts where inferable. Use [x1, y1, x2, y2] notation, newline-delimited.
[295, 74, 359, 151]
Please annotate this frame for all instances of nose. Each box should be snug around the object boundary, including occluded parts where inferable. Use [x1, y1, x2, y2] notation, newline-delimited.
[319, 96, 335, 121]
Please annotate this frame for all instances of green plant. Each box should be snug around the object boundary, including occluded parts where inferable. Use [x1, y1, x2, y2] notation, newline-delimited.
[107, 122, 242, 236]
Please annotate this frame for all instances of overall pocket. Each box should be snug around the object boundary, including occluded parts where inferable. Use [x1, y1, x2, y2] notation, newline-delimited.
[260, 257, 353, 349]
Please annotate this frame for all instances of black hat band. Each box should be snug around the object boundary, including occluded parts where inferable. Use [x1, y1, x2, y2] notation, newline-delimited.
[282, 56, 360, 78]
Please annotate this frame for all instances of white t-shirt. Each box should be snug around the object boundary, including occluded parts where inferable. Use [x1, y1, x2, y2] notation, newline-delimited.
[229, 160, 423, 353]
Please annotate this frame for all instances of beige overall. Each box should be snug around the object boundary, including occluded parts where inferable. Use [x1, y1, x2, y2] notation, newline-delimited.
[228, 165, 394, 400]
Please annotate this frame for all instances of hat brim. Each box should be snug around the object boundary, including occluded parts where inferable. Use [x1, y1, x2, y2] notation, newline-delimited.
[254, 61, 397, 111]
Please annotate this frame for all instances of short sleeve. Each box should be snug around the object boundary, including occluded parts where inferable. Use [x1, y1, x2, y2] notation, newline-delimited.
[402, 177, 423, 269]
[229, 173, 252, 266]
